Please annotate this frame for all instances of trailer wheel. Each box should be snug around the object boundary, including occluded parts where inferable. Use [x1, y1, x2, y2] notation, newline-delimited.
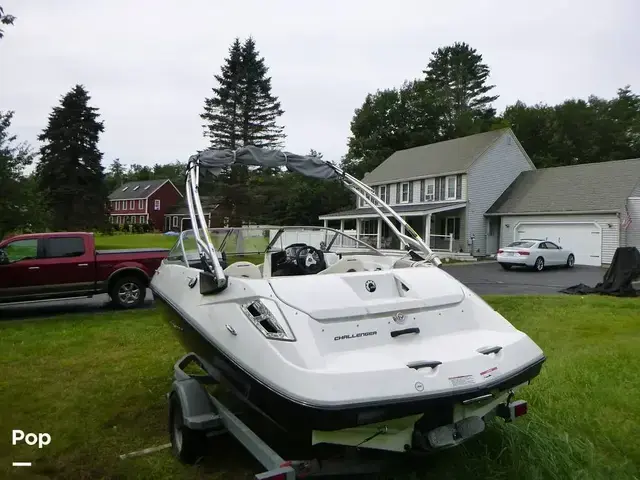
[109, 275, 146, 309]
[168, 392, 207, 464]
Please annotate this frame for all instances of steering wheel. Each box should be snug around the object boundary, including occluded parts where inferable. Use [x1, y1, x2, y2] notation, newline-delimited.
[295, 245, 326, 275]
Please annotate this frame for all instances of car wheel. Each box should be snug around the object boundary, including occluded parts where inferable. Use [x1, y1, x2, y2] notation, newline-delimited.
[566, 254, 575, 268]
[500, 263, 512, 270]
[534, 257, 545, 272]
[110, 276, 146, 309]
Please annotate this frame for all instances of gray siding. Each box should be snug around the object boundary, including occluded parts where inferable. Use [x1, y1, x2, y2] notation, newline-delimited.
[466, 132, 534, 255]
[626, 197, 640, 248]
[632, 184, 640, 196]
[499, 213, 620, 264]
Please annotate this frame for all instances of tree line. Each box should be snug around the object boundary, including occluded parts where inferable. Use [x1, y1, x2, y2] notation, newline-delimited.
[2, 13, 639, 238]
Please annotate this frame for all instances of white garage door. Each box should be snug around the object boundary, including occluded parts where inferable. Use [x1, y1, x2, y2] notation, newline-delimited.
[515, 222, 602, 266]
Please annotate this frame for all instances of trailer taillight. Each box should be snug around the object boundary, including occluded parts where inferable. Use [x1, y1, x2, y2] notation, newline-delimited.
[497, 399, 528, 423]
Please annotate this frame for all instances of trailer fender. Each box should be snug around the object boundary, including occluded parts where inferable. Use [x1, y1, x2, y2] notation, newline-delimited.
[170, 378, 223, 431]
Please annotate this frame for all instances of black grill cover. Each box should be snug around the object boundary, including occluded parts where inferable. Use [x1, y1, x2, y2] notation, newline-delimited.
[560, 247, 640, 297]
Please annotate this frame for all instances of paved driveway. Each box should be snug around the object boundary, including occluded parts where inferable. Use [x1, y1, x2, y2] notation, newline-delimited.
[442, 261, 606, 295]
[1, 263, 608, 321]
[0, 290, 155, 322]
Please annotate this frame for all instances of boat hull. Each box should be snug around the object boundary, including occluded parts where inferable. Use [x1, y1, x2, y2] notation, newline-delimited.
[154, 292, 545, 436]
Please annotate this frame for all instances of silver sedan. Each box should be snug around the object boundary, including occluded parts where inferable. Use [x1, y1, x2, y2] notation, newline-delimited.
[497, 239, 575, 271]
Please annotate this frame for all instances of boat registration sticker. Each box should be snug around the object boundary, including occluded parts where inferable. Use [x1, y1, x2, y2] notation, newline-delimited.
[448, 375, 476, 387]
[480, 367, 499, 379]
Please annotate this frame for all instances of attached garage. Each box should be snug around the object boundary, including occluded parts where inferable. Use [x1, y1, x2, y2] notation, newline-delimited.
[513, 221, 602, 266]
[485, 159, 640, 267]
[495, 214, 620, 266]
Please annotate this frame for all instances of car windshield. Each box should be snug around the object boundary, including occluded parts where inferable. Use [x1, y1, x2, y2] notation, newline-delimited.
[166, 226, 382, 267]
[507, 241, 535, 248]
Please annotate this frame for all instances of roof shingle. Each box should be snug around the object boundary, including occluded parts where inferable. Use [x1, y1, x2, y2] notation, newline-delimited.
[362, 129, 510, 185]
[108, 179, 170, 200]
[486, 158, 640, 215]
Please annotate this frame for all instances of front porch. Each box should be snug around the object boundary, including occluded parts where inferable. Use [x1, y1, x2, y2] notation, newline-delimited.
[319, 202, 469, 254]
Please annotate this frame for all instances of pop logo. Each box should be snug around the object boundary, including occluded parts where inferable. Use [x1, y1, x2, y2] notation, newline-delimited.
[12, 430, 51, 449]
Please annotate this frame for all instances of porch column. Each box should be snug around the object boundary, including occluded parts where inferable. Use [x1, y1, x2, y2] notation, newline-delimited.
[323, 219, 328, 228]
[355, 218, 361, 240]
[339, 219, 344, 232]
[400, 216, 405, 235]
[376, 217, 382, 249]
[424, 213, 431, 247]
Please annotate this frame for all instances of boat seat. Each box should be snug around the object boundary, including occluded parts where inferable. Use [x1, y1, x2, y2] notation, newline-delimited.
[319, 257, 367, 275]
[224, 261, 263, 279]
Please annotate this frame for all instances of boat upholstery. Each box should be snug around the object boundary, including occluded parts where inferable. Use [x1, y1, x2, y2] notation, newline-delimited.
[224, 261, 263, 279]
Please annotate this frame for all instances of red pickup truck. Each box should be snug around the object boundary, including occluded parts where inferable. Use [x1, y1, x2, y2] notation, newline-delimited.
[0, 232, 170, 309]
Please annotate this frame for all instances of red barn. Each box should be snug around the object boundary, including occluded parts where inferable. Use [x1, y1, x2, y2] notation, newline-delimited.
[108, 179, 182, 230]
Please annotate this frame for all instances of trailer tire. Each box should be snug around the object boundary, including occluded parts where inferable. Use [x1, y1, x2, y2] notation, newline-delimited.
[109, 275, 146, 309]
[168, 392, 207, 464]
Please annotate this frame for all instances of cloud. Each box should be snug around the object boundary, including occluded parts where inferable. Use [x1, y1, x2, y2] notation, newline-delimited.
[1, 0, 638, 169]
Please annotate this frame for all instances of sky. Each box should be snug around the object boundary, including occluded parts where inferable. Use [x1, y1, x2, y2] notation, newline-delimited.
[1, 0, 639, 171]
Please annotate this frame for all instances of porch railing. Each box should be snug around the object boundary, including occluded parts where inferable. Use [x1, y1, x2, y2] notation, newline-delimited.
[337, 230, 454, 253]
[429, 234, 454, 252]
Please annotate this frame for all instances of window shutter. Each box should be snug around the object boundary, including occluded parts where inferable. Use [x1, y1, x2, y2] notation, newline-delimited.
[440, 178, 446, 200]
[395, 184, 400, 204]
[434, 178, 440, 201]
[386, 184, 390, 203]
[420, 180, 425, 201]
[456, 174, 462, 200]
[408, 182, 414, 203]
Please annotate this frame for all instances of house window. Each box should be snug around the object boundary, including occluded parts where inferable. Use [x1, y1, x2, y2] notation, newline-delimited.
[445, 217, 461, 240]
[172, 216, 179, 227]
[400, 182, 409, 203]
[122, 201, 127, 210]
[379, 185, 387, 204]
[445, 176, 457, 200]
[138, 200, 144, 209]
[154, 199, 161, 210]
[426, 183, 434, 197]
[129, 200, 134, 210]
[140, 216, 145, 223]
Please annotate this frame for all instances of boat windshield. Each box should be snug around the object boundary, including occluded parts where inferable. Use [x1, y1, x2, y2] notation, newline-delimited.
[267, 226, 383, 256]
[165, 225, 382, 268]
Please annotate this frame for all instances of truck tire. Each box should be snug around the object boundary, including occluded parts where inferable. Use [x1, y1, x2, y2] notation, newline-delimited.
[110, 275, 146, 309]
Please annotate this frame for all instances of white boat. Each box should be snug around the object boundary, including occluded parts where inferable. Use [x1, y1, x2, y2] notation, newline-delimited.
[150, 146, 546, 458]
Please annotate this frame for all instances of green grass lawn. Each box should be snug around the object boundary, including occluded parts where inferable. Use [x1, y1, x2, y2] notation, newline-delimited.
[94, 233, 179, 250]
[0, 296, 638, 479]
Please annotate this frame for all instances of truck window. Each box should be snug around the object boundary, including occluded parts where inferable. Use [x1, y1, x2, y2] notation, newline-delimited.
[4, 239, 39, 262]
[45, 237, 86, 258]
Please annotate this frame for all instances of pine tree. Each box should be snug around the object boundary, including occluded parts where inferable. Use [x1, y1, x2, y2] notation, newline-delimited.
[36, 84, 109, 231]
[201, 36, 285, 225]
[239, 37, 285, 148]
[201, 38, 244, 149]
[423, 42, 499, 136]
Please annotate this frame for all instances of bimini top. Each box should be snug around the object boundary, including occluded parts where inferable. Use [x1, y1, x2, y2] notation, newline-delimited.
[191, 146, 339, 180]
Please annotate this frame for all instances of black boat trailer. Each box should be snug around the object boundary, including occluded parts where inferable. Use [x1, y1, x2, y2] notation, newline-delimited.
[167, 353, 386, 479]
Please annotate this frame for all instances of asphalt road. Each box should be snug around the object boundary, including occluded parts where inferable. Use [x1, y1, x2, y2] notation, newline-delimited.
[442, 261, 606, 295]
[0, 262, 607, 321]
